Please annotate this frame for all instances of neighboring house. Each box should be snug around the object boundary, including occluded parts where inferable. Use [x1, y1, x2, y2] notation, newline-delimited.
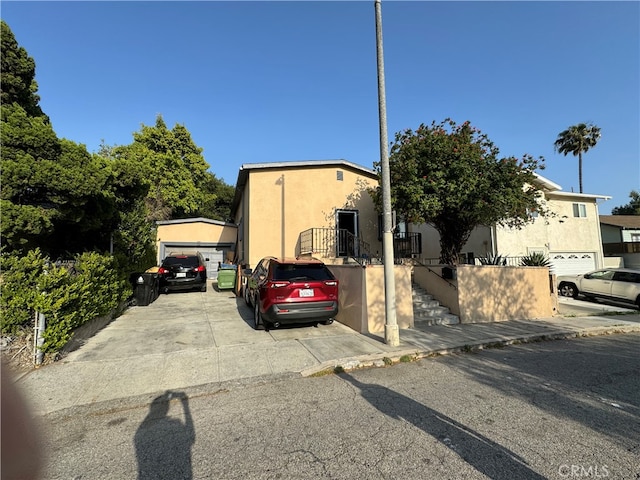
[155, 217, 237, 280]
[410, 173, 611, 276]
[600, 215, 640, 269]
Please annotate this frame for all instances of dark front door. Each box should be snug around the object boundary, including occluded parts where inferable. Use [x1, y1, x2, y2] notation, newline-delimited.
[337, 210, 358, 257]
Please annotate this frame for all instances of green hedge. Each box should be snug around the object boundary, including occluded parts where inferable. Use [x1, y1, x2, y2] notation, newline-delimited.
[0, 249, 129, 353]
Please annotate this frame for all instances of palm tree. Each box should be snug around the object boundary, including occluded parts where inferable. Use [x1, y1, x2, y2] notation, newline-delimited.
[554, 123, 601, 193]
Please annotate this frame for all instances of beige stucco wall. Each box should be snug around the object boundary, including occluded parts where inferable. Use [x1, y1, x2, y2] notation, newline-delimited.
[363, 265, 413, 333]
[413, 225, 492, 263]
[411, 194, 605, 265]
[156, 221, 238, 261]
[328, 264, 413, 334]
[495, 196, 603, 259]
[157, 222, 237, 245]
[327, 265, 367, 333]
[242, 166, 381, 268]
[413, 264, 557, 323]
[603, 257, 624, 268]
[456, 265, 556, 322]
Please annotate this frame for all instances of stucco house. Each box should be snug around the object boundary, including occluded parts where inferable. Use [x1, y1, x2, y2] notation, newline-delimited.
[411, 174, 611, 276]
[600, 215, 640, 269]
[230, 160, 384, 268]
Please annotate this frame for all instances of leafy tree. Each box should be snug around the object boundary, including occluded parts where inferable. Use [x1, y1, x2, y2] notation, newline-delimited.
[374, 119, 546, 265]
[114, 116, 210, 222]
[1, 21, 116, 256]
[0, 20, 46, 118]
[198, 172, 235, 222]
[611, 190, 640, 215]
[553, 122, 601, 193]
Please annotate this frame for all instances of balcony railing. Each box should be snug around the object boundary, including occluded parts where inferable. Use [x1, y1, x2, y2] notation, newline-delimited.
[603, 242, 640, 255]
[300, 228, 422, 262]
[392, 232, 422, 258]
[299, 228, 370, 260]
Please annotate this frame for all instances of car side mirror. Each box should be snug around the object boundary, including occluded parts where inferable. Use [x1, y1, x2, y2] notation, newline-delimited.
[583, 274, 591, 279]
[243, 268, 253, 276]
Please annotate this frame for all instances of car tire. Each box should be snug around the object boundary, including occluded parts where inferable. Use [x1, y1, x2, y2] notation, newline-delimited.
[636, 295, 640, 310]
[253, 299, 262, 330]
[244, 285, 251, 306]
[559, 282, 578, 299]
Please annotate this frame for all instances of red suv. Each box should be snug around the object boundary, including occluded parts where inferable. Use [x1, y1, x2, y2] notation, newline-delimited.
[243, 257, 339, 330]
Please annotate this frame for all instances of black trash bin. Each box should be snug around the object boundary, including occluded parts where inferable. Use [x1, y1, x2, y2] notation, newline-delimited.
[442, 266, 457, 280]
[133, 273, 159, 306]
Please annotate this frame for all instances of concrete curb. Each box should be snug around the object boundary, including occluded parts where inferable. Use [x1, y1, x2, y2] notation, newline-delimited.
[300, 324, 640, 377]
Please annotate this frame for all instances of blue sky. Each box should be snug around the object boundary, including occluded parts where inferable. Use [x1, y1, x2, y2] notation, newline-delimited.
[2, 1, 638, 214]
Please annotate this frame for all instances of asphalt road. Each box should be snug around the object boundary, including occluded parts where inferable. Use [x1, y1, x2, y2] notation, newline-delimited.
[35, 333, 640, 480]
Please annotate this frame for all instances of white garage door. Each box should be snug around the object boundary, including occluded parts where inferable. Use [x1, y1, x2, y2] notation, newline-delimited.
[550, 252, 596, 276]
[162, 246, 225, 280]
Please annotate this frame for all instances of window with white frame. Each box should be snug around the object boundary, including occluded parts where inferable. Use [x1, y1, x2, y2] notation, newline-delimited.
[572, 203, 587, 218]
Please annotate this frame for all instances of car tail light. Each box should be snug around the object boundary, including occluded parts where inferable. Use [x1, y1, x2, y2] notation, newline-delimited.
[194, 266, 205, 272]
[158, 267, 168, 274]
[270, 281, 290, 288]
[324, 280, 338, 286]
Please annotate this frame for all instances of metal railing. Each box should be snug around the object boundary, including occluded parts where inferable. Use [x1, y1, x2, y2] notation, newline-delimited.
[392, 232, 422, 258]
[299, 228, 372, 265]
[603, 242, 640, 255]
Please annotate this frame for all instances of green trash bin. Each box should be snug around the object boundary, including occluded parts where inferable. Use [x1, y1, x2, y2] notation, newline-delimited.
[217, 264, 237, 290]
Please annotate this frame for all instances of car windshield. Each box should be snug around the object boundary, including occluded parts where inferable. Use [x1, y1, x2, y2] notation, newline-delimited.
[273, 264, 334, 281]
[163, 256, 199, 268]
[587, 270, 614, 281]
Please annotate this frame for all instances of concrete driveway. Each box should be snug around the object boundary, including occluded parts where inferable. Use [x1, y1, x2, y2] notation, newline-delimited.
[557, 295, 638, 317]
[19, 285, 400, 414]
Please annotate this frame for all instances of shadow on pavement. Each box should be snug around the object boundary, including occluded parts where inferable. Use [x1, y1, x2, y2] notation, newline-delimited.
[340, 373, 546, 480]
[134, 390, 195, 480]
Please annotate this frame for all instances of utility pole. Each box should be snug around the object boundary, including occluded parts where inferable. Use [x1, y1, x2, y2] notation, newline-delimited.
[374, 0, 399, 346]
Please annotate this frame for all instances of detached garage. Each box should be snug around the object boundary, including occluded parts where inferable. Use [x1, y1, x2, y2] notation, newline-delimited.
[156, 218, 238, 280]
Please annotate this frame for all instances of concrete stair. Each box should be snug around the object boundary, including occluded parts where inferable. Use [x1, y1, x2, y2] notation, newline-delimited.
[412, 283, 460, 326]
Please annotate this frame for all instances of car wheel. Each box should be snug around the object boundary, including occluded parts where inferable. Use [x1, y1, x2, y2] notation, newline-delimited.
[559, 282, 578, 298]
[636, 295, 640, 310]
[322, 319, 334, 325]
[244, 285, 251, 306]
[253, 299, 262, 330]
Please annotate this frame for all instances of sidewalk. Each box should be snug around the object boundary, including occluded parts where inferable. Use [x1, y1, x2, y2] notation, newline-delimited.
[13, 290, 640, 416]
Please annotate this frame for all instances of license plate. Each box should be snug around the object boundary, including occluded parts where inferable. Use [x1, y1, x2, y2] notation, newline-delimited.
[299, 288, 314, 297]
[176, 272, 187, 278]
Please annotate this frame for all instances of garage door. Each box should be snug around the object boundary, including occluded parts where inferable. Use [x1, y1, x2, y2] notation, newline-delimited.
[550, 252, 596, 276]
[162, 245, 225, 280]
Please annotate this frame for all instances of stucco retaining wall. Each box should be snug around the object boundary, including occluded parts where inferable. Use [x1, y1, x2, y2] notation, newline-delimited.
[328, 264, 413, 334]
[414, 264, 557, 323]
